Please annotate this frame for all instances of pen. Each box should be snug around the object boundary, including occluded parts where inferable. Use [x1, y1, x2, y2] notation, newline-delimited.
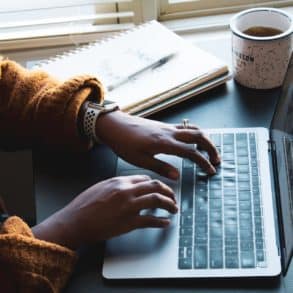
[107, 52, 176, 91]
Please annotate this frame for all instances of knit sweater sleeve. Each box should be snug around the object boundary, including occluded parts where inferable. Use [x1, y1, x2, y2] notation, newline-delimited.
[0, 59, 105, 151]
[0, 60, 105, 291]
[0, 216, 77, 292]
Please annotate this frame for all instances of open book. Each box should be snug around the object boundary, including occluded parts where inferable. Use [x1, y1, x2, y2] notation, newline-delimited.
[34, 20, 229, 116]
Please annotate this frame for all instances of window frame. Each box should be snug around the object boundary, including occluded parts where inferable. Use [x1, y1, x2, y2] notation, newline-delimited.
[0, 0, 292, 51]
[159, 0, 293, 20]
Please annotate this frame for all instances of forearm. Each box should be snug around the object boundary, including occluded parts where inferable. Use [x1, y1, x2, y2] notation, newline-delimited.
[0, 60, 104, 150]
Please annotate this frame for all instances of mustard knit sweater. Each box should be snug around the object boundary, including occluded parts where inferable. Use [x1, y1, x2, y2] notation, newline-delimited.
[0, 59, 105, 292]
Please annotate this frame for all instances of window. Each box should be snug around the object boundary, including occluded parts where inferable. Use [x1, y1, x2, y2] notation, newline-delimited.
[0, 0, 142, 45]
[159, 0, 293, 20]
[1, 0, 292, 50]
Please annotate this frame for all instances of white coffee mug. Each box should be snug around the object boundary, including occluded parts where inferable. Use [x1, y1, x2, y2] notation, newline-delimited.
[230, 8, 293, 89]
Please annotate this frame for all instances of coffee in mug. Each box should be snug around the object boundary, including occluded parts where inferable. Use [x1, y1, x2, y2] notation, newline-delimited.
[243, 26, 283, 37]
[230, 8, 293, 89]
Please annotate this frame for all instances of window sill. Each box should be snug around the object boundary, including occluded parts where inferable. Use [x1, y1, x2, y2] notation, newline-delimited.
[162, 5, 293, 35]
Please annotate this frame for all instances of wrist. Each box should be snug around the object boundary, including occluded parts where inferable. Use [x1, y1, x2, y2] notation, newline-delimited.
[82, 101, 119, 143]
[94, 109, 124, 143]
[32, 211, 80, 250]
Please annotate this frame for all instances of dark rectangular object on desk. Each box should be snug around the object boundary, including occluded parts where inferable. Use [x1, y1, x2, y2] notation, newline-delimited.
[0, 150, 36, 226]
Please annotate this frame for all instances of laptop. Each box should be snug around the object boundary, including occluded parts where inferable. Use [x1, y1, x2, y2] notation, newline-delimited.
[0, 150, 36, 226]
[103, 56, 293, 279]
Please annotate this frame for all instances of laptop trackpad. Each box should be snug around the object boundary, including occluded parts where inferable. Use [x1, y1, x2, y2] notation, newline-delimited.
[105, 212, 177, 257]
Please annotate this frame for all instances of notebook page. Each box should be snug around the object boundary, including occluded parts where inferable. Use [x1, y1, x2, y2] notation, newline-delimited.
[108, 42, 226, 111]
[34, 20, 228, 111]
[35, 21, 180, 86]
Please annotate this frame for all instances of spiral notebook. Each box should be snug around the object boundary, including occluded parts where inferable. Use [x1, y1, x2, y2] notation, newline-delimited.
[33, 20, 230, 116]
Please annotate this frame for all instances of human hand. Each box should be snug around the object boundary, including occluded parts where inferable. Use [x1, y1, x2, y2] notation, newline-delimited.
[32, 175, 177, 249]
[95, 111, 220, 180]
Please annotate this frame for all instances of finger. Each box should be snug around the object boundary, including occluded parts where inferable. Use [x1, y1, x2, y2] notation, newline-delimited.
[119, 174, 152, 184]
[159, 141, 216, 175]
[133, 215, 171, 229]
[131, 179, 176, 202]
[131, 193, 178, 214]
[175, 123, 200, 130]
[135, 155, 180, 180]
[174, 129, 221, 165]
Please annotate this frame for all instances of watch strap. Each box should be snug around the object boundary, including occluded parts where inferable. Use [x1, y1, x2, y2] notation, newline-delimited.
[83, 101, 119, 143]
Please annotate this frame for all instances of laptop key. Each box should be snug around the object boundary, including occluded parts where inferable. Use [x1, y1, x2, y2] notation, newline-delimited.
[241, 251, 255, 268]
[180, 227, 192, 236]
[224, 188, 237, 196]
[237, 148, 248, 156]
[239, 191, 251, 200]
[238, 173, 250, 181]
[210, 198, 222, 210]
[195, 225, 208, 238]
[255, 227, 263, 239]
[251, 167, 259, 176]
[223, 134, 234, 145]
[236, 133, 247, 141]
[194, 245, 208, 269]
[240, 229, 253, 240]
[238, 181, 250, 191]
[179, 237, 192, 247]
[225, 247, 238, 257]
[210, 190, 222, 198]
[225, 238, 238, 248]
[210, 222, 222, 238]
[210, 250, 223, 268]
[240, 240, 254, 251]
[256, 250, 265, 262]
[210, 133, 221, 147]
[186, 247, 192, 258]
[210, 181, 222, 190]
[210, 239, 223, 249]
[236, 140, 248, 148]
[237, 157, 249, 165]
[238, 165, 250, 173]
[256, 239, 264, 250]
[181, 165, 194, 212]
[223, 152, 235, 161]
[224, 197, 237, 206]
[239, 200, 251, 211]
[178, 258, 192, 269]
[226, 257, 239, 268]
[225, 225, 238, 237]
[223, 144, 234, 153]
[183, 158, 194, 168]
[180, 213, 193, 226]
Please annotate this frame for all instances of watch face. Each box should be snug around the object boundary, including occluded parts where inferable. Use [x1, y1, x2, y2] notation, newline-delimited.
[88, 101, 119, 112]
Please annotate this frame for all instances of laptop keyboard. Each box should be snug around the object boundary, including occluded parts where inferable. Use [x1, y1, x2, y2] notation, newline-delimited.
[178, 132, 266, 270]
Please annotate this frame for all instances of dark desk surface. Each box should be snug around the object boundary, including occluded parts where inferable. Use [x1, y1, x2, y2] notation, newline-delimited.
[33, 36, 293, 292]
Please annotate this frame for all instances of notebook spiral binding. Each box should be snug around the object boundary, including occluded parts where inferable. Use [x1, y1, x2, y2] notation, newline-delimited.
[33, 21, 152, 69]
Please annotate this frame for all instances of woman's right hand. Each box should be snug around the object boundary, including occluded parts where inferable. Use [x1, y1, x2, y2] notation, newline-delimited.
[32, 175, 178, 250]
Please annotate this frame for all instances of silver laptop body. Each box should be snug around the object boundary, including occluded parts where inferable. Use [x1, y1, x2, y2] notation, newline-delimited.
[103, 58, 293, 279]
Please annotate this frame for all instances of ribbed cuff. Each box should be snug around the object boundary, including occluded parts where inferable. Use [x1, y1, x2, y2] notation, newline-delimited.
[0, 216, 77, 292]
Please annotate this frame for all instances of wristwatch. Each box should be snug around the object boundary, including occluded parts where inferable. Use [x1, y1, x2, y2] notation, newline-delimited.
[83, 100, 119, 143]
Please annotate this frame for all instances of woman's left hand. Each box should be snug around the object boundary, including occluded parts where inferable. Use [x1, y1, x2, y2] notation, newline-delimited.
[95, 111, 220, 180]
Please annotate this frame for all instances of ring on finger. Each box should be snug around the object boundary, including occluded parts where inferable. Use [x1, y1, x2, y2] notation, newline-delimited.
[182, 118, 189, 129]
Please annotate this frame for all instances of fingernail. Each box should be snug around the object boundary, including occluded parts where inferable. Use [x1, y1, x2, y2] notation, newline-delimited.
[209, 166, 216, 175]
[168, 170, 179, 180]
[171, 204, 178, 214]
[213, 155, 221, 165]
[162, 219, 171, 227]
